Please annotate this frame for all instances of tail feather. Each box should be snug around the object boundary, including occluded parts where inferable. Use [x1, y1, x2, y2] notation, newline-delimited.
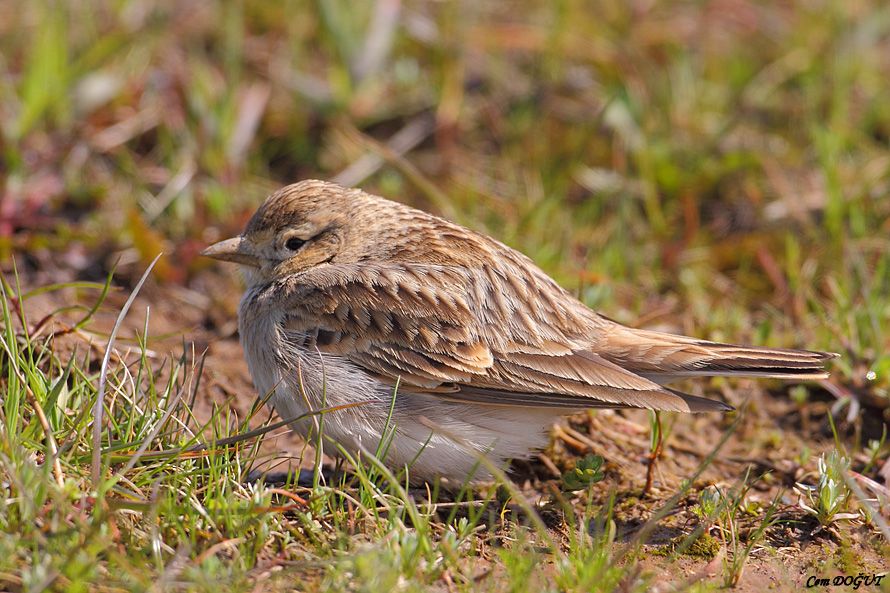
[600, 326, 838, 383]
[441, 384, 734, 413]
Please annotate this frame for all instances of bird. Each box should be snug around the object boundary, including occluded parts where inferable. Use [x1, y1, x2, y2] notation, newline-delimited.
[201, 180, 837, 483]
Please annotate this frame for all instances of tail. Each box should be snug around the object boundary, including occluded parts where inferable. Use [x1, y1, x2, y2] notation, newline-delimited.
[599, 325, 838, 383]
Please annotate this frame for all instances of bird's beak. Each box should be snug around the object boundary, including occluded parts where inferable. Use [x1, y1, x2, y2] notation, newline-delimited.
[200, 237, 260, 267]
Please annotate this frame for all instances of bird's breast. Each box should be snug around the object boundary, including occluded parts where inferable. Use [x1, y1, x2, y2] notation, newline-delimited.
[237, 287, 286, 404]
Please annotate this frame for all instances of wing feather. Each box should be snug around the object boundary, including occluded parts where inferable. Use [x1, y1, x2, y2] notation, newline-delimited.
[275, 261, 727, 412]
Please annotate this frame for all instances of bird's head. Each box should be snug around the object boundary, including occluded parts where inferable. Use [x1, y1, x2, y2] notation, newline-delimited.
[201, 180, 364, 284]
[203, 179, 491, 285]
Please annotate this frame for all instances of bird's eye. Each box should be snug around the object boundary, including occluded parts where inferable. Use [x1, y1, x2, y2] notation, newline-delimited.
[285, 237, 306, 251]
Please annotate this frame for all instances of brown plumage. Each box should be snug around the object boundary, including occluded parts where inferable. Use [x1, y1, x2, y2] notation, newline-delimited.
[202, 180, 837, 482]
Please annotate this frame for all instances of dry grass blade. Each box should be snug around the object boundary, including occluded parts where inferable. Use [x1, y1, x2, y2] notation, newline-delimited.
[338, 120, 456, 217]
[351, 0, 401, 83]
[111, 380, 185, 479]
[0, 273, 66, 487]
[102, 401, 369, 463]
[844, 471, 890, 542]
[92, 253, 162, 488]
[331, 113, 435, 187]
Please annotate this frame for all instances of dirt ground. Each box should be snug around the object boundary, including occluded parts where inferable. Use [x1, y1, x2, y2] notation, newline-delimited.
[14, 254, 888, 591]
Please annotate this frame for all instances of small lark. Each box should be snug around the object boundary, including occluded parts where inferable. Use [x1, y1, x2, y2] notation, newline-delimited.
[203, 180, 836, 483]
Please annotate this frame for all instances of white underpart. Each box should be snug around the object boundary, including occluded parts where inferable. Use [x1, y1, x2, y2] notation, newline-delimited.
[238, 284, 559, 483]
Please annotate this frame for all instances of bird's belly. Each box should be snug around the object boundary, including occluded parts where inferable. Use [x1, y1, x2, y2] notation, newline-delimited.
[238, 313, 555, 483]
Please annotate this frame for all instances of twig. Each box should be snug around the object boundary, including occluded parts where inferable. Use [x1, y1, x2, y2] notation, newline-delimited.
[553, 424, 590, 454]
[194, 537, 246, 565]
[537, 452, 561, 478]
[642, 411, 664, 498]
[266, 488, 309, 506]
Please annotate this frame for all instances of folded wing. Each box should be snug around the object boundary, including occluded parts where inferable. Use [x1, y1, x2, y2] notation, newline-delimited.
[276, 260, 732, 413]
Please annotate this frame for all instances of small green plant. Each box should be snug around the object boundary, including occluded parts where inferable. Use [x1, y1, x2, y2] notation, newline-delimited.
[789, 385, 809, 406]
[685, 476, 782, 587]
[862, 425, 887, 474]
[692, 485, 722, 521]
[562, 454, 605, 491]
[795, 450, 859, 528]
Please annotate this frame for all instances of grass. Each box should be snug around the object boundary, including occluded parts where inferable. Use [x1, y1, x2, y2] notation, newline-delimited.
[2, 0, 890, 590]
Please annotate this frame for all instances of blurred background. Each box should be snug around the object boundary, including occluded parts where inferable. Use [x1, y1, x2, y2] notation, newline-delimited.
[2, 0, 888, 402]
